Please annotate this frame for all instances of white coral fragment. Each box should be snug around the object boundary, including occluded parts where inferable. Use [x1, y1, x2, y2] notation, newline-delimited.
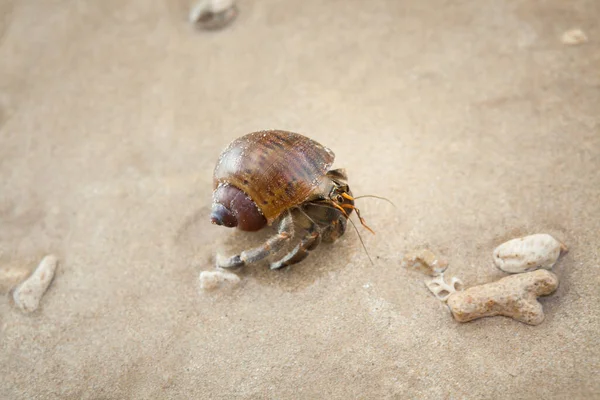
[12, 255, 58, 313]
[199, 269, 241, 291]
[425, 273, 463, 302]
[493, 234, 568, 274]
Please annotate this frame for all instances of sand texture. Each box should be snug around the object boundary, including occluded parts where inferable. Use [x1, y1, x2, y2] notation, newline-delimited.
[1, 0, 599, 398]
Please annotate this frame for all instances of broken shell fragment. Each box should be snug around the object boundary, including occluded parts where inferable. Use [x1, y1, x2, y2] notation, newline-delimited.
[493, 234, 568, 274]
[425, 273, 463, 302]
[447, 269, 558, 325]
[189, 0, 238, 30]
[12, 255, 59, 313]
[402, 249, 448, 276]
[199, 269, 240, 291]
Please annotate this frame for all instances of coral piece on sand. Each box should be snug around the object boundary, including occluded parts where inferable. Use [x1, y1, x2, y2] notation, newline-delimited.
[447, 269, 558, 325]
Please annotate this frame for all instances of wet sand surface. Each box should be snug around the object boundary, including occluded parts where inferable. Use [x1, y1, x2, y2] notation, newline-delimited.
[1, 0, 599, 398]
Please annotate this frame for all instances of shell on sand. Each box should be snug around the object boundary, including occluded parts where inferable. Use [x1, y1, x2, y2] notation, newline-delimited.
[12, 255, 59, 313]
[493, 234, 568, 274]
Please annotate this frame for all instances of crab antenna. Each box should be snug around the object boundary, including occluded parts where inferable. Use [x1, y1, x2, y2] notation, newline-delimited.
[331, 202, 349, 218]
[347, 216, 375, 266]
[352, 194, 396, 208]
[338, 201, 375, 235]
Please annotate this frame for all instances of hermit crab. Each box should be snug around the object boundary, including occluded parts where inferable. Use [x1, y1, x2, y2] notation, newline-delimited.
[210, 130, 372, 269]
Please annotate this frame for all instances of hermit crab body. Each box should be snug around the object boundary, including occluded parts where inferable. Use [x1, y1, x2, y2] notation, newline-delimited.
[210, 130, 369, 269]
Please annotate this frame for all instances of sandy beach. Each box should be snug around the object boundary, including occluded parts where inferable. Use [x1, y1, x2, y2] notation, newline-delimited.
[1, 0, 599, 398]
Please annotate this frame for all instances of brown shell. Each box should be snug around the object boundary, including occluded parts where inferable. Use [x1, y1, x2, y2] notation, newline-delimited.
[213, 130, 335, 223]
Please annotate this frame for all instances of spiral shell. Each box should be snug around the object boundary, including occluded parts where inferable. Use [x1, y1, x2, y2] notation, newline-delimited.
[213, 130, 335, 223]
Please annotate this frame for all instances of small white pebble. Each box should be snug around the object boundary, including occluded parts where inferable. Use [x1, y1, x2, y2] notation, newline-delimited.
[199, 270, 240, 291]
[561, 29, 588, 45]
[493, 233, 568, 274]
[12, 255, 58, 313]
